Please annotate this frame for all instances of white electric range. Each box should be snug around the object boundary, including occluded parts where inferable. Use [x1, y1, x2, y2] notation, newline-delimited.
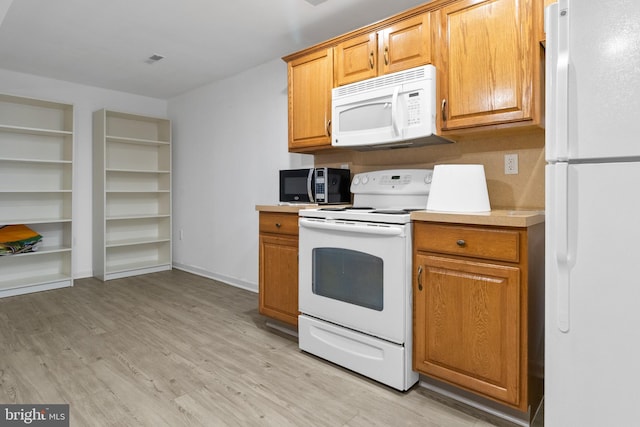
[297, 169, 433, 391]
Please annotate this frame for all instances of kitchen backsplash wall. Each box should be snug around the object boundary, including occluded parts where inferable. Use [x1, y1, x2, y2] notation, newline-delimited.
[315, 129, 545, 210]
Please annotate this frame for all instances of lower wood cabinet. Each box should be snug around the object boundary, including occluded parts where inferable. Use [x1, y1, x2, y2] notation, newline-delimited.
[413, 221, 544, 415]
[258, 212, 299, 326]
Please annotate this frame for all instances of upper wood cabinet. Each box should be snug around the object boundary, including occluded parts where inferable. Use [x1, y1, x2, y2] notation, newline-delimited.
[335, 13, 432, 86]
[437, 0, 542, 132]
[283, 0, 544, 152]
[287, 48, 334, 152]
[334, 33, 377, 86]
[380, 13, 432, 75]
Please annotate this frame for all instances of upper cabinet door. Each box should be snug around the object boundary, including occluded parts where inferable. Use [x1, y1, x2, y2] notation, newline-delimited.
[378, 13, 432, 75]
[287, 48, 334, 152]
[334, 33, 378, 87]
[439, 0, 536, 130]
[335, 13, 432, 87]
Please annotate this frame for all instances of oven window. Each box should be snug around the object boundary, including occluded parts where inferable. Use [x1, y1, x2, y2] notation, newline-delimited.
[312, 247, 383, 311]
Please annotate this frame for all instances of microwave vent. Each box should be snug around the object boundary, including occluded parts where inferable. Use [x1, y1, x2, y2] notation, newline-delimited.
[334, 65, 429, 97]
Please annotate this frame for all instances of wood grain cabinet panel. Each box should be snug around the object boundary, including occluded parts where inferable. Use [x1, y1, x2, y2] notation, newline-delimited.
[414, 254, 521, 404]
[258, 212, 299, 326]
[285, 0, 544, 146]
[259, 212, 299, 236]
[438, 0, 541, 131]
[335, 13, 432, 87]
[413, 221, 545, 416]
[334, 33, 378, 87]
[287, 48, 333, 152]
[414, 223, 520, 262]
[378, 13, 432, 75]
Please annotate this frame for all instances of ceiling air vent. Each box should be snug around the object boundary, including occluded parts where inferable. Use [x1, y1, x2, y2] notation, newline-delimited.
[145, 54, 165, 64]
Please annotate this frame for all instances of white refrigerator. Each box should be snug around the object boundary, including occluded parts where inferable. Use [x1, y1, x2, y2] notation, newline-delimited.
[545, 1, 640, 425]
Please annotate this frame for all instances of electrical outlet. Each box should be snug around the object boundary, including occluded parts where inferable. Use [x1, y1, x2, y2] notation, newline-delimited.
[505, 154, 519, 175]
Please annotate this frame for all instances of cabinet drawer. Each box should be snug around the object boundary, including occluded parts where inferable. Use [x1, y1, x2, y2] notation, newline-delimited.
[259, 212, 299, 236]
[414, 223, 519, 262]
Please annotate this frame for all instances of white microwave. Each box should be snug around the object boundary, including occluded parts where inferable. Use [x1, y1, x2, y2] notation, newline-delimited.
[331, 64, 450, 150]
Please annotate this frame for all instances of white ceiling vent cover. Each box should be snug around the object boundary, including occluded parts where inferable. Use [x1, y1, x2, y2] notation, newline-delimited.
[145, 54, 165, 64]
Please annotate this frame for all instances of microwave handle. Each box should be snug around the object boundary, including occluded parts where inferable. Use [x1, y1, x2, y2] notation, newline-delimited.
[391, 86, 400, 137]
[307, 168, 315, 203]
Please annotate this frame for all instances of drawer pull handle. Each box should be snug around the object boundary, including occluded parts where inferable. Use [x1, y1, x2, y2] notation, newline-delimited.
[275, 223, 282, 228]
[456, 239, 466, 247]
[417, 265, 423, 291]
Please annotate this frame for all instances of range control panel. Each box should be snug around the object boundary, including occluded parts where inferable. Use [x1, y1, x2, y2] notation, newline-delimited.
[350, 169, 434, 195]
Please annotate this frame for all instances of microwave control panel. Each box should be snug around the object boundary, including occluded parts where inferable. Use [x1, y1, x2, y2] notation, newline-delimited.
[406, 90, 423, 127]
[315, 169, 326, 202]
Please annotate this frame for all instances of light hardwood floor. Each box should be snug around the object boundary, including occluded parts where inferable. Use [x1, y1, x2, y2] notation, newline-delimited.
[0, 270, 533, 426]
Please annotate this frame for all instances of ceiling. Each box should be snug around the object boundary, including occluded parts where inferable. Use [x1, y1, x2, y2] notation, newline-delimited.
[0, 0, 428, 99]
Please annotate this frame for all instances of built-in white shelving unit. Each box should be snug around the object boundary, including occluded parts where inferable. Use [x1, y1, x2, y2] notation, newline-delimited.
[93, 109, 172, 281]
[0, 94, 74, 298]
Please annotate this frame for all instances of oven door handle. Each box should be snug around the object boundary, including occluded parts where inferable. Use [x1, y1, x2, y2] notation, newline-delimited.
[299, 218, 404, 236]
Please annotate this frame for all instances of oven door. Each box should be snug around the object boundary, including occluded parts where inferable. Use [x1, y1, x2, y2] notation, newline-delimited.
[298, 217, 410, 344]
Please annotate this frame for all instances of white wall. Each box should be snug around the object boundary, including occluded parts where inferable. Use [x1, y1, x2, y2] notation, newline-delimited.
[0, 69, 168, 278]
[168, 58, 312, 292]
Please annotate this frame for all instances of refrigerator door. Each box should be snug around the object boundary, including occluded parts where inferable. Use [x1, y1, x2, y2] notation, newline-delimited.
[546, 0, 640, 162]
[546, 162, 640, 426]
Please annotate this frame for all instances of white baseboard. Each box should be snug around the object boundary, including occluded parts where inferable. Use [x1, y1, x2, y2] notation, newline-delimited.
[172, 262, 257, 293]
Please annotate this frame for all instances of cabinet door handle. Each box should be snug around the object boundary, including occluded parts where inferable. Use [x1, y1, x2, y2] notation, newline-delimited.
[441, 99, 447, 122]
[369, 51, 375, 69]
[384, 46, 389, 65]
[275, 223, 282, 228]
[326, 119, 331, 137]
[456, 239, 466, 247]
[417, 265, 423, 291]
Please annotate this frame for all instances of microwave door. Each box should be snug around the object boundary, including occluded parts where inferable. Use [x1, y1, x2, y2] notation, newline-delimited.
[333, 88, 398, 147]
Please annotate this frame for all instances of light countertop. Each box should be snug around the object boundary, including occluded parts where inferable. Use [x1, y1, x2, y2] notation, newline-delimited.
[256, 204, 319, 213]
[410, 209, 545, 227]
[256, 205, 544, 227]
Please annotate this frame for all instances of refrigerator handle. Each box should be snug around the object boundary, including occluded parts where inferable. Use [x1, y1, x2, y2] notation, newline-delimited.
[555, 163, 570, 332]
[555, 0, 570, 160]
